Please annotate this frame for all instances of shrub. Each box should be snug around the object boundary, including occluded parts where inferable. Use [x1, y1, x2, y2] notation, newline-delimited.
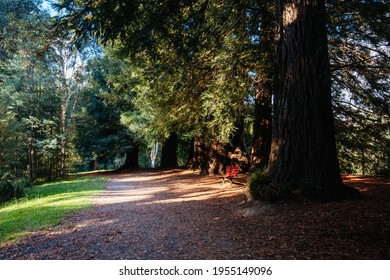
[0, 177, 28, 204]
[14, 176, 32, 189]
[247, 169, 290, 202]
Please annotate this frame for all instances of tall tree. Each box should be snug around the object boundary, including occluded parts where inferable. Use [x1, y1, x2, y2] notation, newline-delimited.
[0, 7, 60, 180]
[267, 0, 358, 200]
[249, 1, 274, 171]
[51, 38, 85, 176]
[73, 55, 139, 170]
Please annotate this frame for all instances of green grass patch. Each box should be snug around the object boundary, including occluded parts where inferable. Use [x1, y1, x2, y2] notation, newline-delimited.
[0, 176, 107, 244]
[69, 169, 114, 176]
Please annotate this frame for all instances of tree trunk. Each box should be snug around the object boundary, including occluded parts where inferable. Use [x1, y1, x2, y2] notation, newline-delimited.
[207, 140, 229, 175]
[189, 136, 209, 175]
[186, 137, 195, 166]
[229, 116, 250, 171]
[160, 132, 178, 168]
[122, 145, 139, 169]
[28, 138, 37, 181]
[267, 0, 358, 200]
[60, 97, 67, 177]
[250, 1, 274, 172]
[188, 136, 230, 175]
[28, 120, 37, 181]
[250, 80, 272, 171]
[150, 142, 160, 168]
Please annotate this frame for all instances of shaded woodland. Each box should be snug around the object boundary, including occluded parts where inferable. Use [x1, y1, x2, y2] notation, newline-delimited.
[0, 0, 389, 202]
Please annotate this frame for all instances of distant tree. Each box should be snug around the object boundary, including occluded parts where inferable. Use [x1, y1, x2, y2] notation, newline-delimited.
[0, 8, 61, 180]
[73, 55, 139, 170]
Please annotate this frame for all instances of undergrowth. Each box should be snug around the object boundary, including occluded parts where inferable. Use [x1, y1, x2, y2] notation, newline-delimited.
[247, 169, 290, 202]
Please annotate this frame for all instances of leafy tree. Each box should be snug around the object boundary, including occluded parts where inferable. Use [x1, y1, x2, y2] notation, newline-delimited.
[54, 0, 257, 172]
[327, 0, 389, 176]
[1, 3, 93, 179]
[0, 0, 40, 60]
[53, 0, 389, 198]
[73, 54, 139, 170]
[0, 8, 60, 180]
[0, 103, 25, 173]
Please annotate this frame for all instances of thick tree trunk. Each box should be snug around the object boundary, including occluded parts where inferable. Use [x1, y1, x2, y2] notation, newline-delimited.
[189, 136, 230, 175]
[207, 140, 229, 175]
[160, 132, 178, 168]
[250, 81, 272, 171]
[267, 0, 358, 200]
[250, 1, 274, 171]
[122, 145, 139, 169]
[189, 136, 208, 174]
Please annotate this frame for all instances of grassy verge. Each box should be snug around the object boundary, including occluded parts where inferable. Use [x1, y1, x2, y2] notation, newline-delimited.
[0, 176, 107, 244]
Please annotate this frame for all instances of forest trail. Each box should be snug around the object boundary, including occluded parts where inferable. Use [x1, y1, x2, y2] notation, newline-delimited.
[0, 169, 389, 259]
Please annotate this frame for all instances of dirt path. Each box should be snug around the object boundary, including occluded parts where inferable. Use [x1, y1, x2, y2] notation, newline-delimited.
[0, 169, 389, 259]
[0, 169, 250, 259]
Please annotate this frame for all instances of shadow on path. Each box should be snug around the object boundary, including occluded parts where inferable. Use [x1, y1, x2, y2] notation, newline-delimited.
[0, 170, 389, 259]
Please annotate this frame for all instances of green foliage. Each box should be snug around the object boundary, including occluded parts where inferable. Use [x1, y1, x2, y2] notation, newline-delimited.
[336, 115, 390, 177]
[247, 169, 290, 202]
[328, 0, 390, 176]
[0, 0, 388, 188]
[0, 172, 32, 204]
[0, 179, 24, 204]
[72, 55, 136, 171]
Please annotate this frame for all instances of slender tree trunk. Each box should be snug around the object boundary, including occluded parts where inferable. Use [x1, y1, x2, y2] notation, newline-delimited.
[250, 1, 274, 171]
[160, 132, 178, 168]
[186, 137, 195, 166]
[150, 142, 160, 168]
[60, 103, 67, 176]
[28, 139, 37, 181]
[229, 115, 250, 171]
[28, 120, 37, 181]
[267, 0, 358, 200]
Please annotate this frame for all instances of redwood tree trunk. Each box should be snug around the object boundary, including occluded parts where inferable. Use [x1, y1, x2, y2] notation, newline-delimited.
[208, 140, 229, 175]
[250, 1, 274, 171]
[160, 132, 178, 168]
[267, 0, 356, 200]
[250, 80, 272, 171]
[189, 136, 209, 174]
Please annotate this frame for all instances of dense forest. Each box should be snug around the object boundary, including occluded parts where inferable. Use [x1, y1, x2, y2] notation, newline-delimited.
[0, 0, 389, 202]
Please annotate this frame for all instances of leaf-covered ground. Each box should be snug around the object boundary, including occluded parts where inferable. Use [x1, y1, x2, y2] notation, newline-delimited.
[0, 168, 389, 259]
